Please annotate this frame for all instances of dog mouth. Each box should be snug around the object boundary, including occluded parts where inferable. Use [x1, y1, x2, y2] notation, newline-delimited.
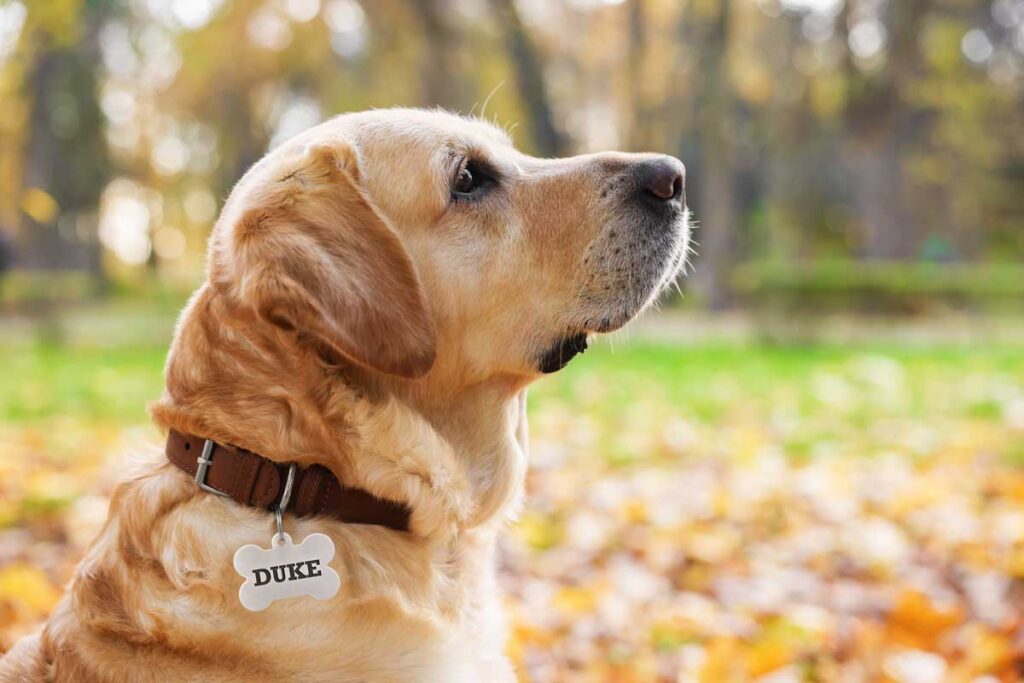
[536, 210, 691, 375]
[537, 332, 589, 374]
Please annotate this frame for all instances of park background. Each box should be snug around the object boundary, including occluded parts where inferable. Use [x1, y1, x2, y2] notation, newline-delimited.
[1, 0, 1023, 681]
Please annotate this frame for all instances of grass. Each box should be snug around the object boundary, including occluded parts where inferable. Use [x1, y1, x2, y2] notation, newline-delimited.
[2, 344, 168, 423]
[4, 340, 1023, 421]
[536, 342, 1024, 420]
[531, 341, 1024, 465]
[4, 338, 1023, 463]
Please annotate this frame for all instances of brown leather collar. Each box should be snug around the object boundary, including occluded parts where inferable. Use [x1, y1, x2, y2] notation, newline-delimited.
[166, 430, 411, 532]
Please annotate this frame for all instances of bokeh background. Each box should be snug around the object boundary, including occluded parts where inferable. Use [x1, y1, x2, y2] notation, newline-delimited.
[2, 0, 1024, 681]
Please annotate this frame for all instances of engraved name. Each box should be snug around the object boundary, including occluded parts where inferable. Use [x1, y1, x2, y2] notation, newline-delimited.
[251, 559, 323, 587]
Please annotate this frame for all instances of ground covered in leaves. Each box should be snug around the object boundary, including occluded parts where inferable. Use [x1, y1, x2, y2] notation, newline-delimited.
[2, 341, 1024, 682]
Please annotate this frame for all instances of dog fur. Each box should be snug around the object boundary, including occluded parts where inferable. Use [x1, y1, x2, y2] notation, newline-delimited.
[0, 109, 689, 682]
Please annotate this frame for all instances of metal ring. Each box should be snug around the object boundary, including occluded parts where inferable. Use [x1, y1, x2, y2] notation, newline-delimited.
[278, 464, 297, 515]
[275, 507, 285, 540]
[274, 464, 297, 542]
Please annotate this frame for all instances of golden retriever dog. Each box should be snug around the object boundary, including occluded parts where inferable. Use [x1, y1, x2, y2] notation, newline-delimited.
[0, 108, 689, 682]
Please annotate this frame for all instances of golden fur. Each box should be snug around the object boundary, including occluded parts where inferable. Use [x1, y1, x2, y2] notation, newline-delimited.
[1, 109, 689, 682]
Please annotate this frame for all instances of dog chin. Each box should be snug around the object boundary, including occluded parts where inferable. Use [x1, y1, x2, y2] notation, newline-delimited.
[538, 215, 690, 375]
[537, 332, 589, 374]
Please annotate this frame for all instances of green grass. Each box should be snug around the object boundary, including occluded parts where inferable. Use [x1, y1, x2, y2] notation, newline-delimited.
[534, 341, 1024, 417]
[4, 339, 1022, 439]
[2, 344, 168, 422]
[529, 341, 1024, 465]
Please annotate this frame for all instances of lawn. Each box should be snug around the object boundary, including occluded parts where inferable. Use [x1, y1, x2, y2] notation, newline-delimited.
[2, 336, 1024, 681]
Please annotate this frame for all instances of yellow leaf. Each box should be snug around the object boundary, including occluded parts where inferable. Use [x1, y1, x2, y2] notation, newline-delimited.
[20, 187, 60, 224]
[961, 625, 1013, 675]
[886, 589, 962, 650]
[514, 512, 562, 550]
[623, 499, 647, 524]
[0, 565, 61, 620]
[1008, 548, 1024, 578]
[744, 618, 813, 677]
[700, 637, 744, 683]
[552, 585, 599, 615]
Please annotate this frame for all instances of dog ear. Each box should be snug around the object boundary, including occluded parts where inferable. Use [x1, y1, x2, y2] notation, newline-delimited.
[221, 141, 436, 379]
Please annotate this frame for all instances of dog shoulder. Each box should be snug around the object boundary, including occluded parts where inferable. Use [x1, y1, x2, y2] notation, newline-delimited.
[0, 632, 46, 682]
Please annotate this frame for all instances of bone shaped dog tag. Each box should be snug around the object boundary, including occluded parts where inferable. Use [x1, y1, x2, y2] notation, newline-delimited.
[233, 533, 340, 612]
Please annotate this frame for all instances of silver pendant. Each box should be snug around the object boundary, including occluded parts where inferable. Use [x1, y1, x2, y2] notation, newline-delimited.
[231, 463, 340, 611]
[233, 531, 340, 612]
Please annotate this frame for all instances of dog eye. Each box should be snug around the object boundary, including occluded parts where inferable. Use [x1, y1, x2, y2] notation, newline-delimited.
[451, 159, 495, 200]
[454, 167, 476, 194]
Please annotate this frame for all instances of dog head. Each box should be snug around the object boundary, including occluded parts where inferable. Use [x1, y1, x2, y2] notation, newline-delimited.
[209, 109, 690, 385]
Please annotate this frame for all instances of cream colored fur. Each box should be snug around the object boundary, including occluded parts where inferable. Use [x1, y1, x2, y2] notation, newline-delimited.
[0, 108, 689, 682]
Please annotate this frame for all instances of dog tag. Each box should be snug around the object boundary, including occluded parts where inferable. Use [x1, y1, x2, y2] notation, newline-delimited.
[233, 532, 341, 612]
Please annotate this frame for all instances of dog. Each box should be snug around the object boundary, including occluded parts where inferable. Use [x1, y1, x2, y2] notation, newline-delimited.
[0, 108, 689, 682]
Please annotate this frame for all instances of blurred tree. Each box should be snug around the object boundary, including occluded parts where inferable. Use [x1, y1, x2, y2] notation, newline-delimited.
[489, 0, 568, 156]
[407, 0, 474, 109]
[0, 0, 1021, 307]
[689, 0, 740, 309]
[842, 0, 928, 260]
[626, 0, 652, 151]
[6, 0, 113, 278]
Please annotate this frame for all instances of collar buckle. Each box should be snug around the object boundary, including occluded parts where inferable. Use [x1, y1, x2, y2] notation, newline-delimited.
[195, 439, 231, 498]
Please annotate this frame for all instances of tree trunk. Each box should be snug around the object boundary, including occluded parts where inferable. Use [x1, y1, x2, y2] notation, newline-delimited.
[216, 88, 267, 200]
[843, 0, 928, 260]
[408, 0, 473, 110]
[689, 0, 738, 309]
[489, 0, 568, 157]
[20, 56, 107, 274]
[18, 4, 111, 279]
[626, 0, 651, 151]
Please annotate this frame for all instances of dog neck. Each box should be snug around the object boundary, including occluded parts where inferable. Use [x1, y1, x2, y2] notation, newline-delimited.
[151, 284, 526, 536]
[381, 374, 529, 527]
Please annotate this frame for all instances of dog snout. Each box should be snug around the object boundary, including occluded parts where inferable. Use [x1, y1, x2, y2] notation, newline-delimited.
[637, 156, 685, 207]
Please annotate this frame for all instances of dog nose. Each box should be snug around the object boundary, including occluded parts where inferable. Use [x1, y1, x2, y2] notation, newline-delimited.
[639, 157, 685, 204]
